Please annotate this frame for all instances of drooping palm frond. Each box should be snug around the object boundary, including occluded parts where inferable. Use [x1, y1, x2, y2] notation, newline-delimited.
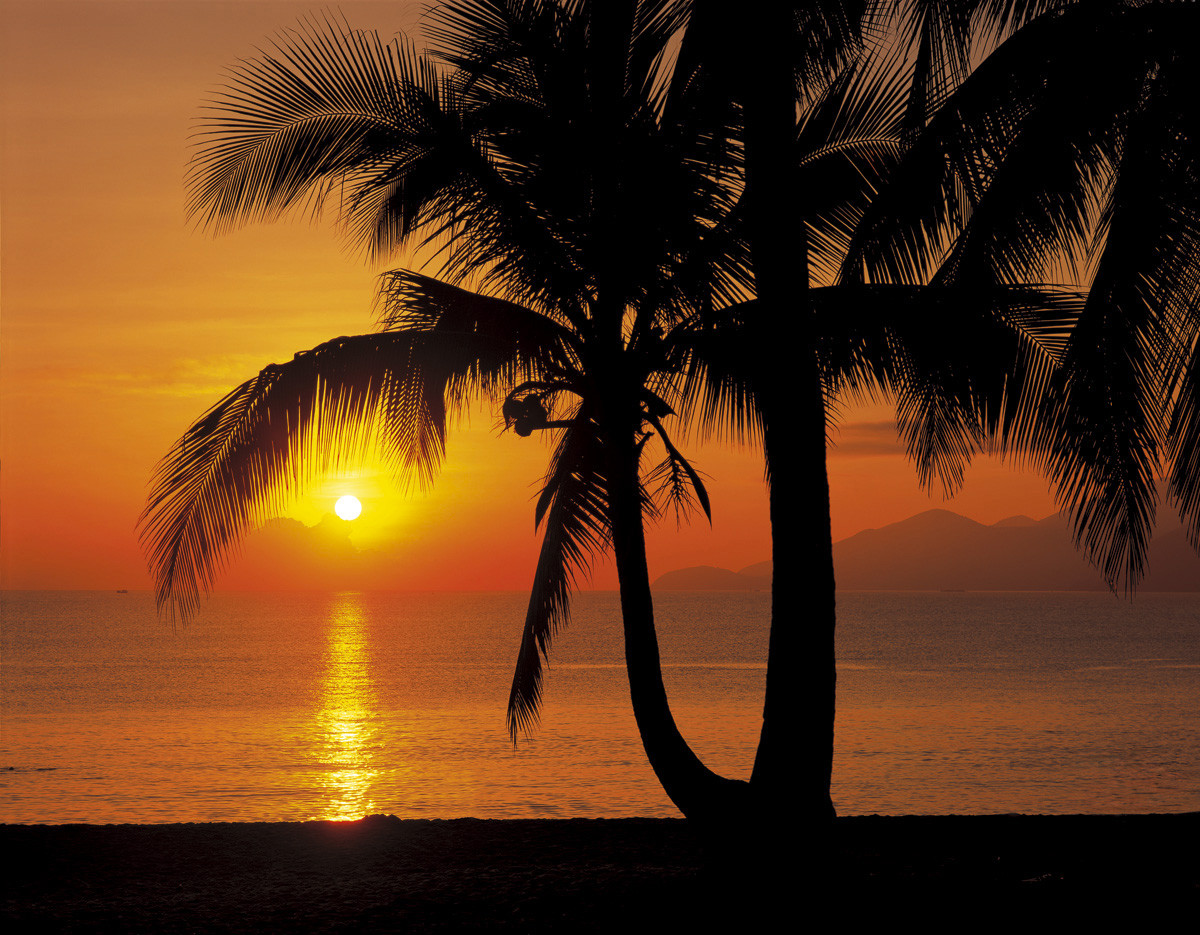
[960, 5, 1194, 587]
[140, 316, 552, 623]
[1033, 297, 1165, 593]
[643, 410, 712, 525]
[1168, 342, 1200, 551]
[830, 0, 1200, 589]
[1017, 48, 1200, 590]
[140, 334, 387, 622]
[889, 290, 1079, 497]
[807, 283, 1085, 495]
[508, 410, 610, 739]
[667, 299, 763, 447]
[1138, 42, 1200, 552]
[505, 370, 712, 737]
[376, 268, 582, 362]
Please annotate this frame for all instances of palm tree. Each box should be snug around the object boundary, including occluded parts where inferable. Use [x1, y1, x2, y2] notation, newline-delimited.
[142, 0, 1199, 851]
[145, 0, 937, 835]
[142, 0, 754, 826]
[673, 0, 1199, 829]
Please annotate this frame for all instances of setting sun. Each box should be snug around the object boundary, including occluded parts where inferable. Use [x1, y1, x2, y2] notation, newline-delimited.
[335, 496, 362, 521]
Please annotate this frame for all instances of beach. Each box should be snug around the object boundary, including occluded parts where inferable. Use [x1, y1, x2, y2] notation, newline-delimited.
[4, 813, 1196, 932]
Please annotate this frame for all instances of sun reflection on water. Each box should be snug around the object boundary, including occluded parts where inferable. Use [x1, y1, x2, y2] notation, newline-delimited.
[314, 593, 381, 821]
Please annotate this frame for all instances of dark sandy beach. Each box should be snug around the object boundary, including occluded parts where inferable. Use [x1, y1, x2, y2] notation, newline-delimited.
[3, 814, 1196, 933]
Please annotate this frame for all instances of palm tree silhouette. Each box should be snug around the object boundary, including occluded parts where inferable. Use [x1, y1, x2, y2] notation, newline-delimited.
[142, 0, 1198, 846]
[145, 0, 927, 829]
[664, 0, 1198, 828]
[142, 0, 758, 823]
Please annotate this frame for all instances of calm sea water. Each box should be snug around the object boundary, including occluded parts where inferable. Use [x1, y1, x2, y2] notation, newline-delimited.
[2, 590, 1196, 823]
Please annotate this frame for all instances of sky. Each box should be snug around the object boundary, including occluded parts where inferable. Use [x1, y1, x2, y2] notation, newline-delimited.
[0, 0, 1068, 593]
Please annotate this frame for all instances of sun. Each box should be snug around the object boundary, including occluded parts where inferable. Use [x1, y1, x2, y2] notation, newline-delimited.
[334, 495, 362, 521]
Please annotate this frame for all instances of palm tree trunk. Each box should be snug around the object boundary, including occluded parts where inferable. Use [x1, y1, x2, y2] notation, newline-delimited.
[739, 4, 838, 824]
[600, 399, 747, 827]
[751, 371, 838, 823]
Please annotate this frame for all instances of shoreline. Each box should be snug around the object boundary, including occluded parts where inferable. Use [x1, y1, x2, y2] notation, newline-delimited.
[4, 814, 1196, 931]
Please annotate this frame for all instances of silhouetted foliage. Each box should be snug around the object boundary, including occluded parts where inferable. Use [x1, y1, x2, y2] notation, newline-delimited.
[142, 0, 1198, 835]
[142, 4, 750, 811]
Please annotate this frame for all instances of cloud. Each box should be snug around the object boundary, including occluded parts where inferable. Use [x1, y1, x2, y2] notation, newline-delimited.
[826, 420, 904, 458]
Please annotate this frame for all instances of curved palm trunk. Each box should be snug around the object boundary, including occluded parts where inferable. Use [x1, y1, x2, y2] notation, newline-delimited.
[581, 0, 747, 829]
[601, 406, 748, 826]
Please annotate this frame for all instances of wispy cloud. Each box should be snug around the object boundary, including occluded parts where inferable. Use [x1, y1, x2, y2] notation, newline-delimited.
[827, 420, 903, 458]
[2, 354, 276, 400]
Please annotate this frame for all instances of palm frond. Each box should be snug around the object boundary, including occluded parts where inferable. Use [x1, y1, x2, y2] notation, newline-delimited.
[839, 3, 1094, 285]
[508, 411, 610, 739]
[140, 321, 543, 623]
[629, 0, 692, 118]
[893, 0, 974, 133]
[981, 17, 1200, 588]
[796, 38, 910, 156]
[188, 13, 444, 239]
[788, 0, 871, 93]
[1027, 83, 1199, 588]
[1032, 288, 1166, 593]
[844, 2, 1199, 291]
[810, 283, 1084, 495]
[970, 0, 1074, 50]
[644, 411, 712, 525]
[376, 268, 581, 361]
[1167, 339, 1200, 551]
[1141, 43, 1200, 550]
[668, 299, 763, 446]
[140, 333, 391, 622]
[796, 46, 911, 283]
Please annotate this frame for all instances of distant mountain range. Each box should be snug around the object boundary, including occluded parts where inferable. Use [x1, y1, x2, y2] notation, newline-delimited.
[653, 509, 1200, 591]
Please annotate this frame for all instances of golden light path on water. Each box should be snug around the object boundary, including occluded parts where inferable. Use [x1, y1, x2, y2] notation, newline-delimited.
[315, 593, 381, 821]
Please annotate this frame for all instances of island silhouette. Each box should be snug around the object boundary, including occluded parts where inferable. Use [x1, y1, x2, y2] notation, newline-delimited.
[654, 509, 1200, 592]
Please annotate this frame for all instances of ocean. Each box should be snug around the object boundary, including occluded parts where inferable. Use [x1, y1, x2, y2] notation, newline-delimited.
[2, 589, 1197, 823]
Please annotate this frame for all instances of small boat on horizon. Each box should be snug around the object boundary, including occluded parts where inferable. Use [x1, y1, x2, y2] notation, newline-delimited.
[115, 589, 128, 593]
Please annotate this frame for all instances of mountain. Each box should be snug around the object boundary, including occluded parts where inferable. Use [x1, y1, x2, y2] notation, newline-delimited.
[990, 514, 1039, 527]
[653, 509, 1200, 591]
[652, 565, 770, 591]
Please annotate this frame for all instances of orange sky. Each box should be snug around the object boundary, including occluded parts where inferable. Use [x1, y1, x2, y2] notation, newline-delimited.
[0, 0, 1064, 593]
